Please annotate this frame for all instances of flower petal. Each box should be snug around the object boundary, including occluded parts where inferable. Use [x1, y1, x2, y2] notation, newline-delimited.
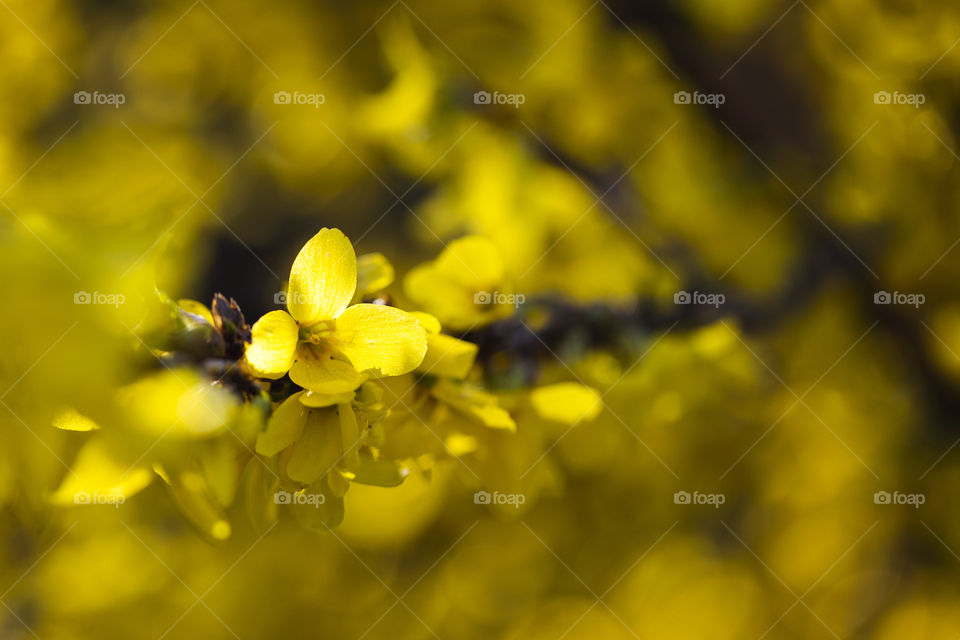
[245, 310, 299, 379]
[52, 408, 100, 431]
[335, 304, 427, 377]
[435, 235, 504, 289]
[256, 393, 308, 456]
[356, 252, 394, 295]
[243, 459, 278, 532]
[338, 403, 361, 471]
[290, 480, 344, 530]
[351, 458, 408, 487]
[327, 469, 350, 497]
[432, 379, 516, 431]
[417, 333, 477, 379]
[410, 311, 441, 335]
[286, 407, 342, 484]
[530, 383, 603, 424]
[50, 436, 153, 506]
[403, 263, 475, 324]
[300, 390, 356, 407]
[290, 350, 367, 394]
[177, 299, 215, 325]
[119, 369, 237, 439]
[287, 228, 357, 324]
[201, 438, 241, 507]
[159, 464, 232, 541]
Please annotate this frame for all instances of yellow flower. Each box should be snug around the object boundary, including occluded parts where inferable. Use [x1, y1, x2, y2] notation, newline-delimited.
[404, 235, 517, 330]
[376, 373, 517, 464]
[411, 311, 478, 379]
[253, 383, 405, 530]
[244, 228, 428, 393]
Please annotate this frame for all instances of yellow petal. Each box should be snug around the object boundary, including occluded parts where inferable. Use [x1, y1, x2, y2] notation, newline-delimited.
[300, 390, 356, 407]
[174, 381, 238, 437]
[530, 383, 603, 424]
[162, 465, 232, 541]
[338, 403, 361, 471]
[457, 402, 515, 431]
[357, 252, 395, 295]
[52, 408, 100, 431]
[417, 333, 477, 379]
[432, 379, 516, 431]
[244, 310, 299, 379]
[286, 408, 342, 484]
[355, 381, 384, 406]
[404, 263, 475, 325]
[201, 438, 240, 507]
[50, 437, 153, 506]
[335, 304, 427, 377]
[445, 432, 479, 456]
[435, 235, 504, 289]
[351, 457, 408, 487]
[177, 299, 215, 325]
[410, 311, 441, 335]
[256, 393, 308, 456]
[290, 350, 368, 394]
[327, 468, 351, 497]
[119, 369, 237, 439]
[290, 481, 344, 530]
[243, 459, 278, 533]
[287, 228, 357, 324]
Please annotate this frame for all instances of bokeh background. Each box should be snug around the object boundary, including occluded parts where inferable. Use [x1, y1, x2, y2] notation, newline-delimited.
[3, 0, 960, 637]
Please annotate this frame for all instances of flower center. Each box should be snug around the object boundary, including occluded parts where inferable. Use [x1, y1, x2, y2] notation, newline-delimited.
[299, 324, 339, 357]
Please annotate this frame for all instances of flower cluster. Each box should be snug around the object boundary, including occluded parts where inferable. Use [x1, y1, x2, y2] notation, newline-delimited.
[52, 228, 601, 536]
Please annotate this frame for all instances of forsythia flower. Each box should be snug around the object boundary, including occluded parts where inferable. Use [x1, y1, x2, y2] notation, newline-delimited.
[377, 373, 517, 464]
[404, 235, 517, 330]
[254, 383, 399, 529]
[245, 228, 428, 393]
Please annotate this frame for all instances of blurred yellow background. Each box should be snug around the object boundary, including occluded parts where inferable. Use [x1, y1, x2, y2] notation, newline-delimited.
[2, 0, 960, 637]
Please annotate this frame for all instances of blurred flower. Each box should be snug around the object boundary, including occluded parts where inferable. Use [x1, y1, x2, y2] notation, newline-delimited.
[404, 235, 517, 330]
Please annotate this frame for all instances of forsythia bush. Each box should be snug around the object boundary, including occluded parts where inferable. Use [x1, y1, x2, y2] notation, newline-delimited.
[3, 0, 960, 638]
